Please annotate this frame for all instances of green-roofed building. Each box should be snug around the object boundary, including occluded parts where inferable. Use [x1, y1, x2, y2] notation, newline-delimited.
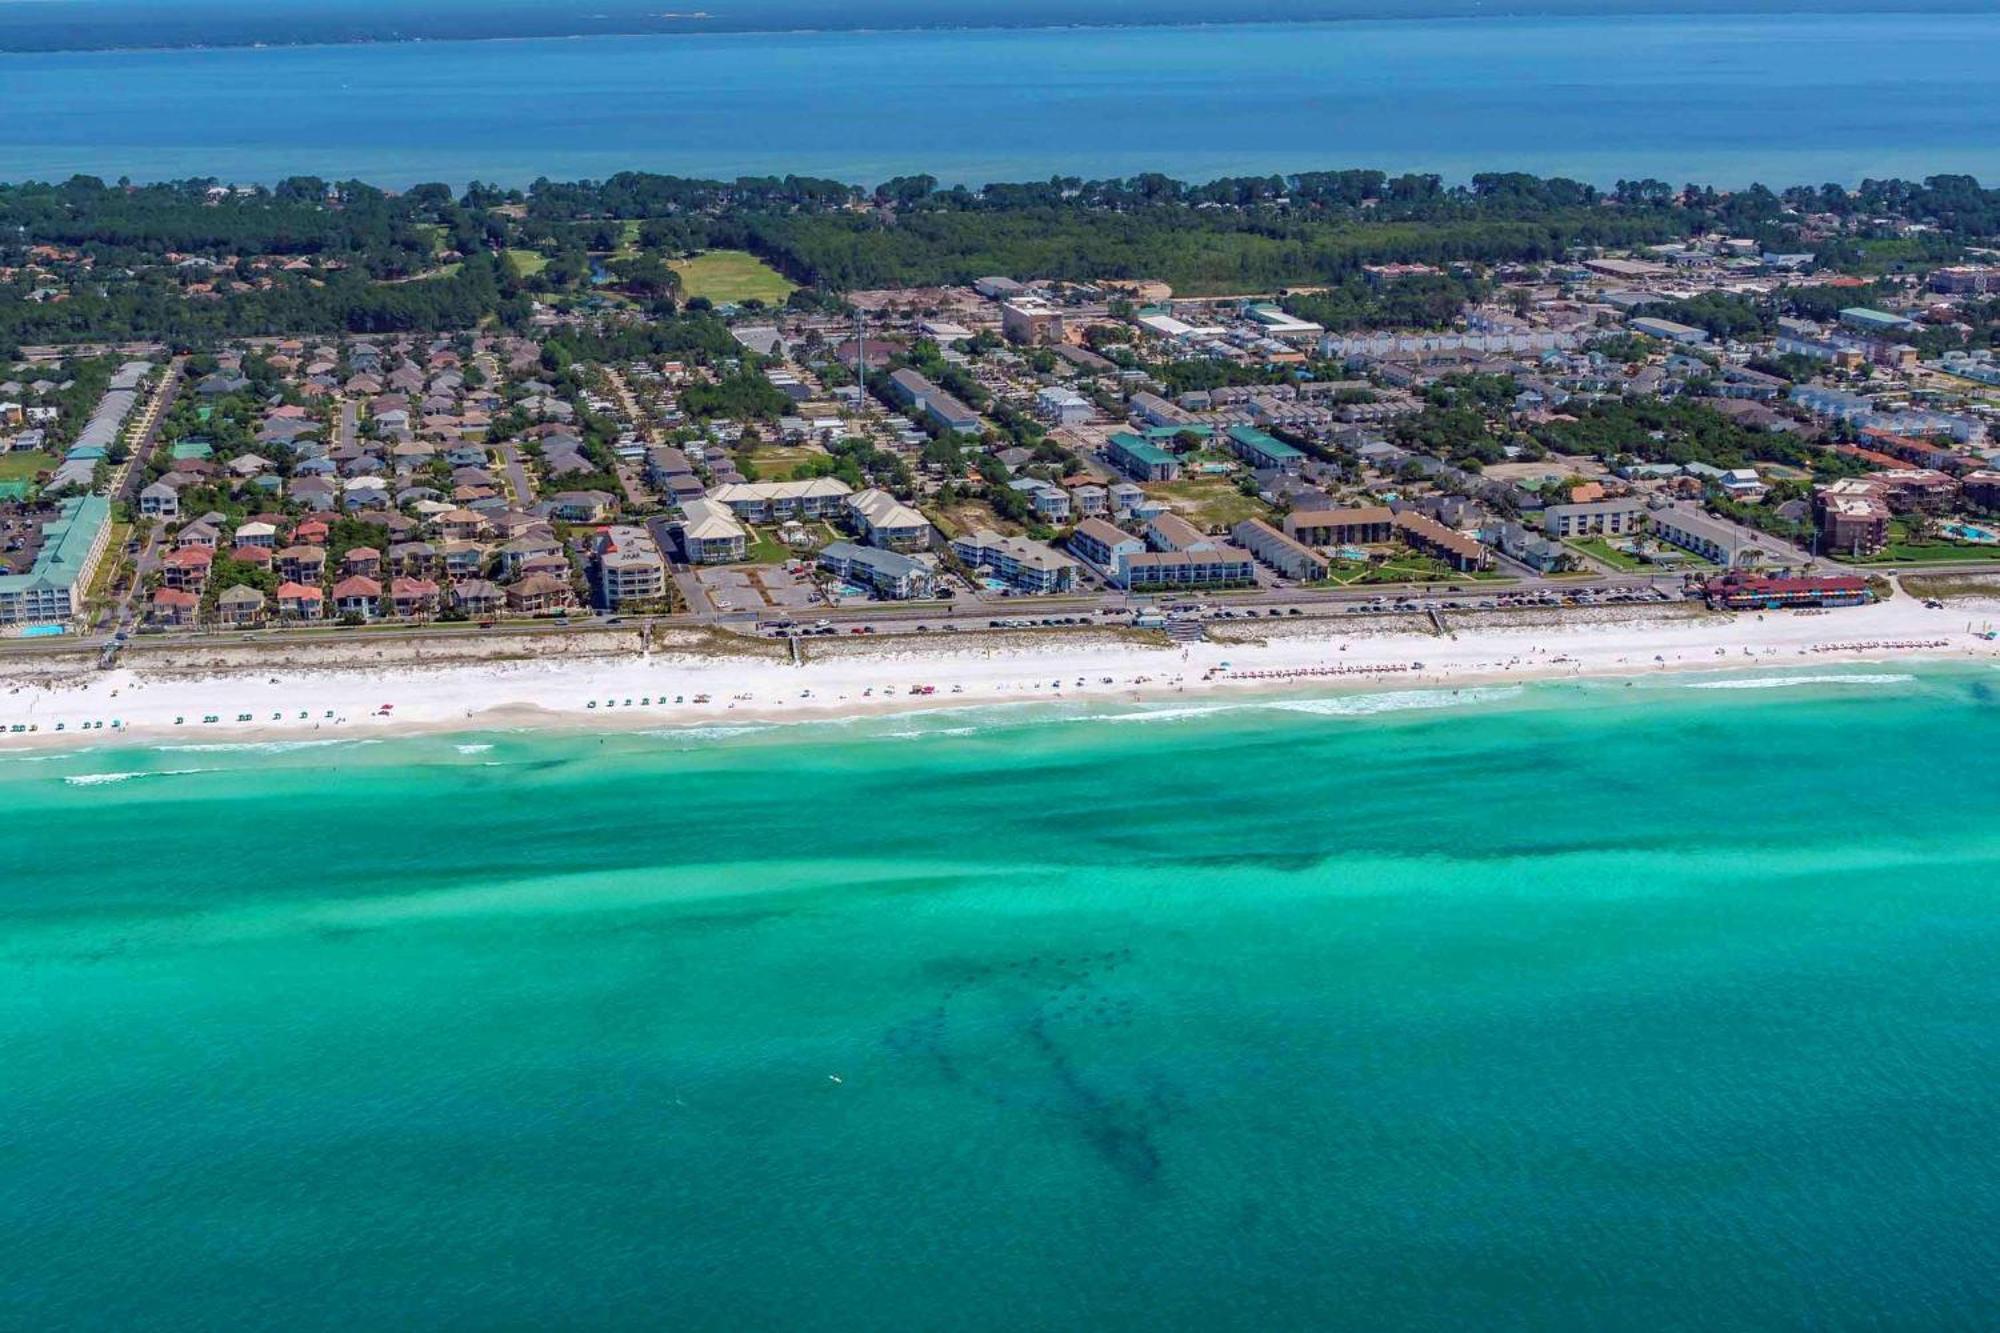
[1226, 425, 1305, 475]
[1107, 432, 1182, 483]
[0, 493, 112, 627]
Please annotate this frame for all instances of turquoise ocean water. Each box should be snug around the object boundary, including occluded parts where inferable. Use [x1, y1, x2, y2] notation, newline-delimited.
[4, 12, 2000, 187]
[4, 666, 2000, 1327]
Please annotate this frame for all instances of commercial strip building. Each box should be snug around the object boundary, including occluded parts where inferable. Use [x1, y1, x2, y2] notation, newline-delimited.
[1034, 387, 1092, 426]
[1705, 574, 1872, 610]
[0, 493, 112, 627]
[950, 529, 1080, 594]
[1629, 316, 1710, 345]
[817, 540, 938, 600]
[888, 368, 982, 435]
[1000, 298, 1065, 345]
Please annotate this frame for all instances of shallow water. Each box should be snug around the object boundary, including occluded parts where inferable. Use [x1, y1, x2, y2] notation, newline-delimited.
[4, 667, 2000, 1327]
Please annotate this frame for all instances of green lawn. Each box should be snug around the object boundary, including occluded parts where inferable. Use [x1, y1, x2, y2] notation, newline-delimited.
[1571, 535, 1714, 571]
[505, 249, 550, 277]
[735, 525, 817, 567]
[0, 450, 54, 485]
[669, 250, 797, 305]
[1569, 537, 1648, 571]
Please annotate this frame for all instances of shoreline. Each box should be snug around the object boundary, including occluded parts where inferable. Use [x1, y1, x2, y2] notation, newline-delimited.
[5, 6, 1966, 61]
[5, 600, 1996, 755]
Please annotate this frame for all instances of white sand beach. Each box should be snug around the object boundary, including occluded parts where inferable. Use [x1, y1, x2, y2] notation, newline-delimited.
[4, 598, 1998, 748]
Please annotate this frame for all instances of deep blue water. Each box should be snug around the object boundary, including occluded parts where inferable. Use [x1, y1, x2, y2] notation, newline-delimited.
[0, 1, 1985, 52]
[2, 12, 1998, 187]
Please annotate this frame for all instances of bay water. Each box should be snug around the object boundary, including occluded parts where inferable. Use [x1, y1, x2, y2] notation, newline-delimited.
[4, 12, 2000, 187]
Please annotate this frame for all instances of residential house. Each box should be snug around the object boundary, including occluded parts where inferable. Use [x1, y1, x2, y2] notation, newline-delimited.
[215, 585, 266, 626]
[160, 545, 213, 591]
[149, 587, 201, 626]
[139, 481, 182, 521]
[275, 581, 325, 620]
[390, 576, 441, 619]
[452, 579, 503, 617]
[505, 572, 573, 614]
[332, 575, 383, 620]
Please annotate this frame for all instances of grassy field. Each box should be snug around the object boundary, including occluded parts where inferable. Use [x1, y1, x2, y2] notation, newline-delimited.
[742, 445, 829, 481]
[1149, 477, 1268, 531]
[505, 249, 550, 277]
[669, 250, 797, 305]
[927, 500, 1024, 539]
[0, 450, 55, 486]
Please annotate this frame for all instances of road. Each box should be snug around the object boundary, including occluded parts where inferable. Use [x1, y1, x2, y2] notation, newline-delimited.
[598, 365, 657, 511]
[94, 358, 185, 634]
[335, 397, 358, 453]
[495, 443, 536, 508]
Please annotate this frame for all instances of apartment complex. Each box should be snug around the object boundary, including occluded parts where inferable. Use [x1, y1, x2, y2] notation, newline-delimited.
[0, 494, 111, 627]
[950, 529, 1080, 593]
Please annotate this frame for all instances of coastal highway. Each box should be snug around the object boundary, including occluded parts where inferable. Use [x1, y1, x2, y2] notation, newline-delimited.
[11, 561, 1990, 664]
[7, 570, 1701, 662]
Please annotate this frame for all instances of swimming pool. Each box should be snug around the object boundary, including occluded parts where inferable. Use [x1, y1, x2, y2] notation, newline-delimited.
[19, 624, 66, 638]
[1945, 522, 1998, 543]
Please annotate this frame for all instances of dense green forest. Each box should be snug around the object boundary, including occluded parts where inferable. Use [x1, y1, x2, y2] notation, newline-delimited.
[5, 169, 2000, 350]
